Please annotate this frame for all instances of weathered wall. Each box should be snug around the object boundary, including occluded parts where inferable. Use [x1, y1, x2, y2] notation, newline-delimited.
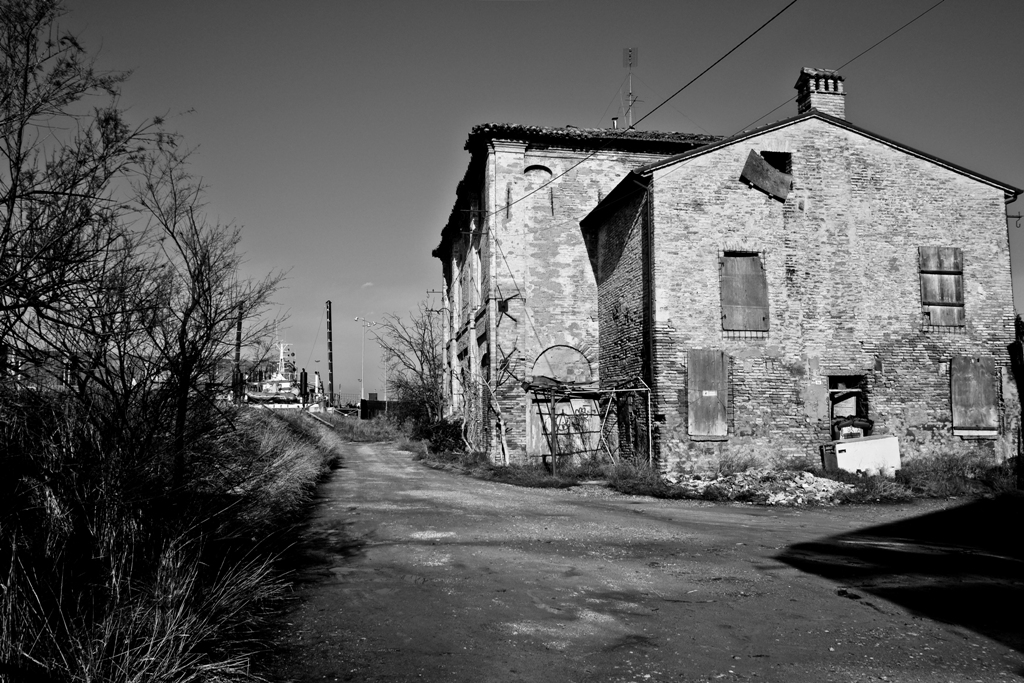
[491, 145, 676, 462]
[603, 118, 1015, 472]
[590, 192, 648, 387]
[447, 140, 702, 462]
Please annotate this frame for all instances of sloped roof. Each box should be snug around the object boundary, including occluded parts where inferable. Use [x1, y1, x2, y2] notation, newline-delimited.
[434, 123, 720, 261]
[465, 122, 718, 154]
[635, 110, 1021, 202]
[583, 109, 1021, 233]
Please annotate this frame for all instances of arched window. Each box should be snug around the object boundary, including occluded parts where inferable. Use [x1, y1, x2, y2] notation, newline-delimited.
[531, 345, 592, 384]
[524, 164, 553, 182]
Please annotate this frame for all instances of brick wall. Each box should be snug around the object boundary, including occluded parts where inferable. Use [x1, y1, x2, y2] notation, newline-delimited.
[492, 146, 672, 462]
[447, 141, 702, 463]
[597, 117, 1016, 472]
[591, 192, 647, 387]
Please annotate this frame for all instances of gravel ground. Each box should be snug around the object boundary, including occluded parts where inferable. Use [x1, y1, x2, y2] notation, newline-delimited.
[262, 441, 1024, 683]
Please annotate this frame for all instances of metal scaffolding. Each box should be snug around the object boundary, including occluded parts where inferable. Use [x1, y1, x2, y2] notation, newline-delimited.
[523, 377, 652, 472]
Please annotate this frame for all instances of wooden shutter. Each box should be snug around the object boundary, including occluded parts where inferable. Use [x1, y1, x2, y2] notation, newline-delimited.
[721, 254, 769, 331]
[739, 150, 792, 201]
[919, 247, 964, 326]
[950, 355, 998, 433]
[688, 349, 728, 438]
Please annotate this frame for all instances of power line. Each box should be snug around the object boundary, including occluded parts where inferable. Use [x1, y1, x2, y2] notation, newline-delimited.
[595, 72, 631, 129]
[454, 0, 948, 359]
[632, 0, 799, 130]
[740, 0, 949, 132]
[305, 305, 324, 369]
[837, 0, 948, 72]
[474, 0, 802, 223]
[496, 0, 954, 241]
[493, 238, 547, 354]
[629, 72, 711, 135]
[461, 0, 805, 361]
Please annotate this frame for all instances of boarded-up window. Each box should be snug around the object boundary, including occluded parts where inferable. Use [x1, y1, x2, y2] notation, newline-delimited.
[720, 253, 769, 331]
[451, 257, 462, 316]
[688, 349, 728, 439]
[919, 247, 964, 327]
[950, 356, 998, 437]
[471, 246, 482, 308]
[739, 149, 792, 202]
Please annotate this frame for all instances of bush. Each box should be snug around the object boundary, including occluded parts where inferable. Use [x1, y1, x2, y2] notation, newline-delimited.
[556, 455, 607, 481]
[607, 461, 688, 498]
[412, 443, 615, 489]
[483, 463, 576, 488]
[426, 418, 466, 454]
[897, 450, 1016, 497]
[821, 468, 915, 504]
[396, 436, 430, 459]
[319, 413, 405, 442]
[1, 401, 339, 683]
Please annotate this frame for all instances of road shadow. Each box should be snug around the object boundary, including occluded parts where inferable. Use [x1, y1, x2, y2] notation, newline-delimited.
[255, 465, 368, 678]
[273, 479, 368, 585]
[777, 492, 1024, 653]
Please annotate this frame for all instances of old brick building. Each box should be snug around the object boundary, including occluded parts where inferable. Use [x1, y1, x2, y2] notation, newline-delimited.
[580, 68, 1022, 473]
[433, 124, 716, 462]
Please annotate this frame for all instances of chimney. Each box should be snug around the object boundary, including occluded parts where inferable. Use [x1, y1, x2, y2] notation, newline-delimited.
[795, 67, 845, 119]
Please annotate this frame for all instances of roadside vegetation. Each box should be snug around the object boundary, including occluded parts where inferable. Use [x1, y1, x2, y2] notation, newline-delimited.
[372, 297, 1018, 506]
[372, 303, 1019, 506]
[407, 442, 1018, 506]
[3, 398, 340, 682]
[0, 2, 323, 680]
[317, 412, 407, 442]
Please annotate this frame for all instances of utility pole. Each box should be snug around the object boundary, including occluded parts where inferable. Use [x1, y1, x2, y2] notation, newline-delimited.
[326, 300, 334, 407]
[355, 317, 375, 410]
[379, 342, 389, 410]
[233, 307, 242, 404]
[623, 47, 639, 128]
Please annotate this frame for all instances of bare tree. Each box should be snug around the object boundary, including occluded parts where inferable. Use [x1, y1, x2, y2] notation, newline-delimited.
[0, 0, 156, 354]
[374, 302, 444, 435]
[0, 4, 288, 677]
[133, 144, 284, 485]
[0, 0, 184, 479]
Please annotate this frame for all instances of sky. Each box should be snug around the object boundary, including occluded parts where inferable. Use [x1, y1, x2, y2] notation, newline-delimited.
[63, 0, 1023, 398]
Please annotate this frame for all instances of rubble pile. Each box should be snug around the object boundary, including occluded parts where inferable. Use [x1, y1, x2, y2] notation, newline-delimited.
[663, 468, 855, 506]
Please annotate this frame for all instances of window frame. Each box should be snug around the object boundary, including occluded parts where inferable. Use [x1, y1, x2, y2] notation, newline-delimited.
[950, 355, 998, 438]
[719, 251, 770, 337]
[919, 246, 964, 328]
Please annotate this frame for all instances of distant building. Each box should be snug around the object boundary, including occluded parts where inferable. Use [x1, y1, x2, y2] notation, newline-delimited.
[580, 68, 1022, 472]
[433, 124, 716, 462]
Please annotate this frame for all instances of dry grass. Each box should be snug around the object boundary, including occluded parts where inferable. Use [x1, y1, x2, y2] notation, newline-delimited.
[413, 443, 1018, 506]
[317, 413, 405, 442]
[415, 449, 619, 490]
[819, 469, 915, 504]
[897, 451, 1017, 497]
[606, 461, 692, 499]
[396, 436, 430, 458]
[1, 403, 339, 682]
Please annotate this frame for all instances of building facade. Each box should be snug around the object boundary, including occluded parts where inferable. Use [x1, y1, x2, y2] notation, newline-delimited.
[581, 69, 1022, 473]
[433, 124, 716, 462]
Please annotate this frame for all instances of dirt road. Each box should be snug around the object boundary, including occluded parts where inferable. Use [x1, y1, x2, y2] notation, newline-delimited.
[265, 442, 1024, 682]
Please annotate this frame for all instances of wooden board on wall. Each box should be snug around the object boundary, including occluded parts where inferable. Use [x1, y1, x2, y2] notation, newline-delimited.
[739, 149, 792, 202]
[951, 355, 998, 432]
[688, 349, 728, 439]
[720, 254, 769, 331]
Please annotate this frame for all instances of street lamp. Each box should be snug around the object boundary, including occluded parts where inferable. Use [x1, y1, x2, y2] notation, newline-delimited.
[378, 342, 388, 409]
[355, 317, 375, 402]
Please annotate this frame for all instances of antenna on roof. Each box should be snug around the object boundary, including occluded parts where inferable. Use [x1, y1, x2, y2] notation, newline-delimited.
[622, 47, 639, 129]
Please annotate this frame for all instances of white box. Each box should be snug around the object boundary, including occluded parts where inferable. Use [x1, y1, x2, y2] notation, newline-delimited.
[822, 435, 901, 477]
